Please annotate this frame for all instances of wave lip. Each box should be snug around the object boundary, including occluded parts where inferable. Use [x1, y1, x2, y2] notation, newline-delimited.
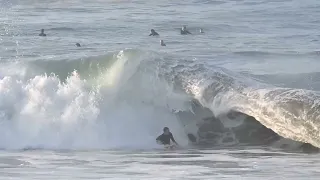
[204, 85, 320, 149]
[166, 62, 320, 149]
[0, 48, 319, 151]
[239, 88, 320, 147]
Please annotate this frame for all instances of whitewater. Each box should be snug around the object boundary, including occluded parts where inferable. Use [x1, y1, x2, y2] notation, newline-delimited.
[1, 0, 320, 179]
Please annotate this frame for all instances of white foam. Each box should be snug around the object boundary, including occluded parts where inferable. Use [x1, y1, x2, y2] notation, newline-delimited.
[0, 51, 191, 150]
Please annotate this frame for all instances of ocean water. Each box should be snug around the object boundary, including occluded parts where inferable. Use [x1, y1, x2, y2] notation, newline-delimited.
[1, 148, 320, 180]
[1, 0, 320, 179]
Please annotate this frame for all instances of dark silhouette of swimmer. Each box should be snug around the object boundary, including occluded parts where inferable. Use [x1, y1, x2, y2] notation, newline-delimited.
[180, 26, 191, 35]
[156, 127, 178, 145]
[160, 40, 166, 46]
[76, 43, 81, 47]
[199, 28, 204, 33]
[149, 29, 159, 36]
[39, 29, 46, 36]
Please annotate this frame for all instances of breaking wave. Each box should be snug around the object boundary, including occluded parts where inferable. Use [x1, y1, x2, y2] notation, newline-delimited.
[0, 48, 319, 152]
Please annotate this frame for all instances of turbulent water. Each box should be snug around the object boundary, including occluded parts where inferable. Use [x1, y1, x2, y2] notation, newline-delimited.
[1, 0, 320, 179]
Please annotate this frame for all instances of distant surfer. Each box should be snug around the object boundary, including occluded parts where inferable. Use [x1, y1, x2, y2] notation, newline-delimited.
[156, 127, 178, 147]
[180, 26, 191, 35]
[149, 29, 159, 36]
[39, 29, 46, 36]
[160, 40, 166, 46]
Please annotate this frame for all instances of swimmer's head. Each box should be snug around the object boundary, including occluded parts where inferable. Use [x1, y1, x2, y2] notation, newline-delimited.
[76, 43, 81, 47]
[200, 28, 204, 33]
[182, 26, 187, 31]
[151, 29, 155, 33]
[163, 127, 170, 134]
[41, 29, 44, 33]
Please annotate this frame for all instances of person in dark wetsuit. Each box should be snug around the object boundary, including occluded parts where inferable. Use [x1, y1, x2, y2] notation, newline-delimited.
[156, 127, 178, 145]
[180, 26, 191, 35]
[149, 29, 159, 36]
[160, 40, 166, 46]
[39, 29, 46, 36]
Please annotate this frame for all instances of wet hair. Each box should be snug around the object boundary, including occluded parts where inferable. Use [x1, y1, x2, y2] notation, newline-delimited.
[163, 127, 169, 132]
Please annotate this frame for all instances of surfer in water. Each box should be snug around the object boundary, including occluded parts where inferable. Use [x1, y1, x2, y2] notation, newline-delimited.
[180, 25, 191, 35]
[160, 40, 166, 46]
[156, 127, 178, 146]
[149, 29, 159, 36]
[39, 29, 46, 36]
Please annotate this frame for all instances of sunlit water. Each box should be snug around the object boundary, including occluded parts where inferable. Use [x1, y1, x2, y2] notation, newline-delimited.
[1, 0, 320, 179]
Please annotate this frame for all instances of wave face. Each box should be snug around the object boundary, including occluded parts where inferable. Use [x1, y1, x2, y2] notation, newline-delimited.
[0, 49, 319, 150]
[168, 61, 320, 150]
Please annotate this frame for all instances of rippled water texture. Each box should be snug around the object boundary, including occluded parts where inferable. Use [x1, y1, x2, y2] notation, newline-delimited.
[1, 0, 320, 179]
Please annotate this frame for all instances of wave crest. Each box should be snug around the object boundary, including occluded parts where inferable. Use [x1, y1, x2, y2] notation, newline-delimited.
[0, 49, 319, 151]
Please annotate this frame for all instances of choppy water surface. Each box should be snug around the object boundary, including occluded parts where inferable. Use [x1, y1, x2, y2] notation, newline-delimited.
[0, 148, 320, 180]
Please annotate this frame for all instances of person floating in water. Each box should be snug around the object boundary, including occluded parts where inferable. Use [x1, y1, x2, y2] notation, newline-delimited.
[76, 43, 81, 47]
[39, 29, 46, 36]
[199, 28, 204, 33]
[180, 25, 191, 35]
[149, 29, 159, 36]
[160, 40, 166, 46]
[156, 127, 178, 146]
